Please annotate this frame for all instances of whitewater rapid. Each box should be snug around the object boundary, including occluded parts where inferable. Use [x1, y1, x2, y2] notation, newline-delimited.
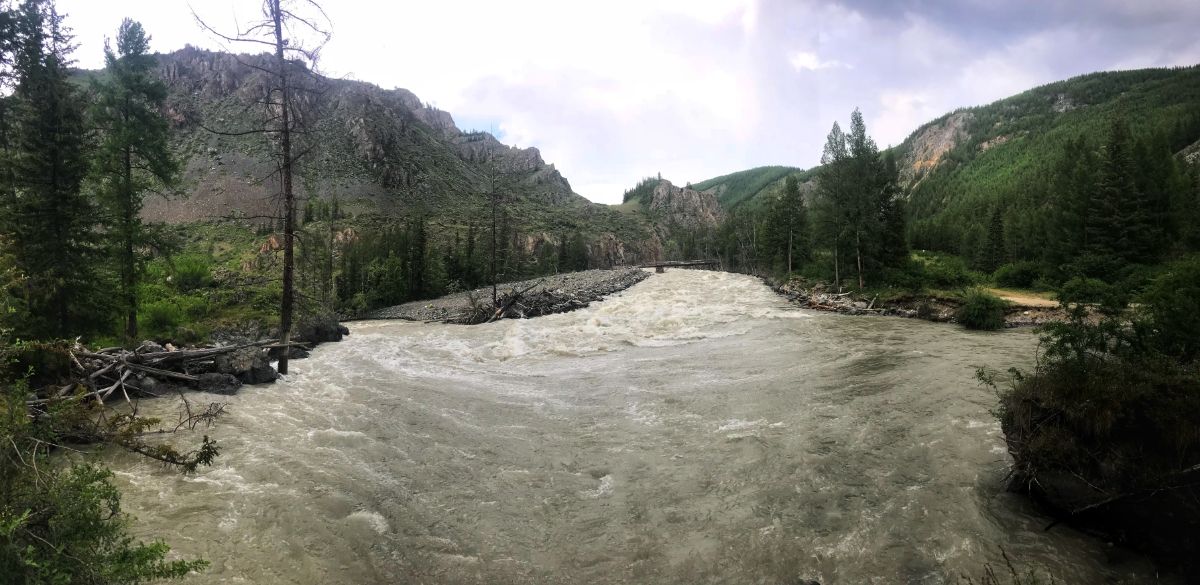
[104, 270, 1164, 584]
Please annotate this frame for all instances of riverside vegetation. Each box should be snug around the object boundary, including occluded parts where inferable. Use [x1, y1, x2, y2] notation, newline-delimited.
[0, 0, 1199, 582]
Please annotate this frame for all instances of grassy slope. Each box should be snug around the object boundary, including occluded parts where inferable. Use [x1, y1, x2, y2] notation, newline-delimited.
[691, 166, 808, 208]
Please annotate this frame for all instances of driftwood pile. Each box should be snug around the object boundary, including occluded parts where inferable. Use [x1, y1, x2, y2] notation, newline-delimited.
[454, 280, 590, 324]
[27, 340, 298, 408]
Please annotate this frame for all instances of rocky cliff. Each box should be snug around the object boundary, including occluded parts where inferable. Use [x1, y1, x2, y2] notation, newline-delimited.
[137, 47, 657, 265]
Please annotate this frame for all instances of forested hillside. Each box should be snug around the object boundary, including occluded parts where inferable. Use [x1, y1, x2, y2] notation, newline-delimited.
[900, 66, 1200, 274]
[701, 66, 1200, 291]
[691, 165, 812, 208]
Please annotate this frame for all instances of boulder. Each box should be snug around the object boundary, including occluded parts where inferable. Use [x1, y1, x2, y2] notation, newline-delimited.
[293, 314, 345, 344]
[197, 372, 242, 394]
[215, 347, 278, 385]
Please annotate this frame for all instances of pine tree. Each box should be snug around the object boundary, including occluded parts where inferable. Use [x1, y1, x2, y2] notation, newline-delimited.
[845, 108, 883, 288]
[876, 150, 908, 270]
[766, 175, 808, 273]
[6, 0, 102, 338]
[815, 122, 849, 291]
[983, 206, 1006, 273]
[90, 18, 177, 341]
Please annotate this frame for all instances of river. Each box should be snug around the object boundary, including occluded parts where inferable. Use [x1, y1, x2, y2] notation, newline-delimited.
[106, 270, 1163, 584]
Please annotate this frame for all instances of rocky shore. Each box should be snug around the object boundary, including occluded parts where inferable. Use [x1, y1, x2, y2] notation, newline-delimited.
[770, 277, 1067, 327]
[363, 268, 650, 323]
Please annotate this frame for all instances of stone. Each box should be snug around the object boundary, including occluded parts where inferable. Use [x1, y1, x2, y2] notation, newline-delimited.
[215, 347, 277, 385]
[197, 372, 242, 395]
[294, 314, 345, 344]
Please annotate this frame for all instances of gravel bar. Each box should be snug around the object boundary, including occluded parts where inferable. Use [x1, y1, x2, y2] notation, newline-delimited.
[362, 268, 651, 323]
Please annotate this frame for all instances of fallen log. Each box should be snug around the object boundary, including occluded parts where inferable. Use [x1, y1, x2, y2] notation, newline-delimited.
[26, 340, 286, 408]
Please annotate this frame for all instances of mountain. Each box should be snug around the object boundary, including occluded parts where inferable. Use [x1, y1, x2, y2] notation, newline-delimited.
[696, 66, 1200, 260]
[896, 66, 1200, 254]
[136, 47, 658, 264]
[691, 166, 813, 208]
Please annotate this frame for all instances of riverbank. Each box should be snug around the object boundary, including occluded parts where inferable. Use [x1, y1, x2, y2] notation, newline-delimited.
[363, 268, 650, 322]
[769, 276, 1067, 327]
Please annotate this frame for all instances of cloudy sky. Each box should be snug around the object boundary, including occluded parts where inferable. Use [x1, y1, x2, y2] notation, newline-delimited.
[57, 0, 1200, 204]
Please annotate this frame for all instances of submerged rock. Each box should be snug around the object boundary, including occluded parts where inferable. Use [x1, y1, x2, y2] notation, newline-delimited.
[197, 372, 242, 394]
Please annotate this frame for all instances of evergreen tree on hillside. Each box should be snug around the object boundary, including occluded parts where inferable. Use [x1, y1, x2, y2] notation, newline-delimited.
[845, 110, 877, 288]
[1046, 135, 1098, 274]
[91, 18, 178, 341]
[814, 122, 849, 290]
[877, 149, 908, 270]
[765, 175, 809, 273]
[1085, 118, 1163, 274]
[6, 1, 103, 338]
[983, 206, 1007, 273]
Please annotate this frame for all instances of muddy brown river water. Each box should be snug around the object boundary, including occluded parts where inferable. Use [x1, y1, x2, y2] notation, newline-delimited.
[106, 270, 1164, 584]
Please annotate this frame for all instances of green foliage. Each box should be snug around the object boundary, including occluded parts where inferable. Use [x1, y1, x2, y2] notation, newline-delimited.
[1132, 255, 1200, 362]
[2, 0, 109, 339]
[993, 261, 1041, 289]
[621, 177, 659, 205]
[992, 255, 1200, 566]
[956, 288, 1009, 330]
[140, 298, 183, 335]
[1, 378, 209, 583]
[171, 254, 212, 292]
[89, 18, 178, 341]
[1058, 276, 1112, 304]
[916, 252, 980, 289]
[906, 67, 1200, 274]
[691, 166, 810, 208]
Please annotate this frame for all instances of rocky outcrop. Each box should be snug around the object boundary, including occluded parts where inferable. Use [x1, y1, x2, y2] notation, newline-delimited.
[900, 111, 972, 187]
[646, 180, 725, 230]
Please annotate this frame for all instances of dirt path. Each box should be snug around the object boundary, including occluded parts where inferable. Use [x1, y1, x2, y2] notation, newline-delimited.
[989, 288, 1059, 308]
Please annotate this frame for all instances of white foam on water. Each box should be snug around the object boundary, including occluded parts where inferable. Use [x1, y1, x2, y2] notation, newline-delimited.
[346, 510, 389, 534]
[580, 475, 614, 499]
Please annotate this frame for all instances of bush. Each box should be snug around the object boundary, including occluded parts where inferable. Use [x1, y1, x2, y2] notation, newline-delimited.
[990, 256, 1200, 570]
[1058, 276, 1113, 305]
[1133, 256, 1200, 363]
[140, 299, 184, 336]
[172, 255, 212, 292]
[993, 261, 1041, 289]
[920, 254, 979, 289]
[2, 379, 209, 583]
[955, 288, 1009, 330]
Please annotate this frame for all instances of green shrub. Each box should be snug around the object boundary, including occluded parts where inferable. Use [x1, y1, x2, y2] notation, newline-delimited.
[920, 254, 979, 289]
[2, 379, 209, 583]
[993, 261, 1041, 289]
[1133, 255, 1200, 363]
[955, 288, 1009, 330]
[140, 299, 183, 336]
[1058, 276, 1112, 304]
[172, 255, 213, 292]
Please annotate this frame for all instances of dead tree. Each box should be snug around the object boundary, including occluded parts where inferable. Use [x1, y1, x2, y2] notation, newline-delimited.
[195, 1, 330, 375]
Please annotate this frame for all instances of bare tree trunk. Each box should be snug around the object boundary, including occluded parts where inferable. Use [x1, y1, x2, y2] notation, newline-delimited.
[490, 175, 498, 307]
[855, 231, 864, 289]
[833, 239, 841, 293]
[123, 142, 137, 341]
[787, 228, 793, 274]
[273, 0, 295, 375]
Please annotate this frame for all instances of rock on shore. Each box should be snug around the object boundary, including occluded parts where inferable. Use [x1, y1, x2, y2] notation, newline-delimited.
[363, 269, 651, 323]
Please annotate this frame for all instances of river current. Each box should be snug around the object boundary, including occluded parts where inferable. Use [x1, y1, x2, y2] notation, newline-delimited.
[106, 270, 1162, 584]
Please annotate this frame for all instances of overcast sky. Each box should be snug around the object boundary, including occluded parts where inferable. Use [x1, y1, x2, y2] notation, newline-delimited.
[56, 0, 1200, 204]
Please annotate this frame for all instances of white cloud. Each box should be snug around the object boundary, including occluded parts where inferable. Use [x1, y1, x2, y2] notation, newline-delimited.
[53, 0, 1200, 204]
[788, 51, 847, 71]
